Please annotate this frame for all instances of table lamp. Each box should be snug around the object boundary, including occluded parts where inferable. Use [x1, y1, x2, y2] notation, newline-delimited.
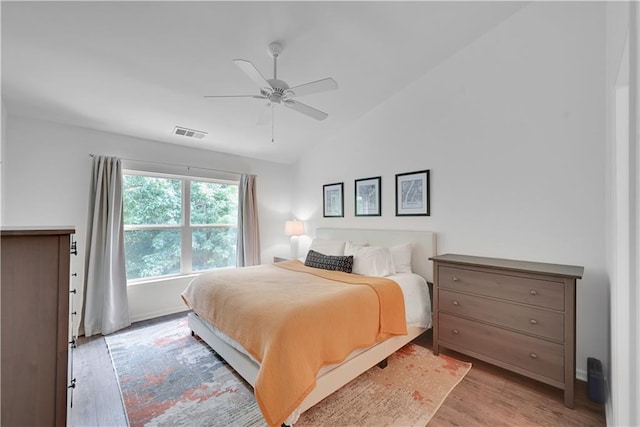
[284, 219, 305, 258]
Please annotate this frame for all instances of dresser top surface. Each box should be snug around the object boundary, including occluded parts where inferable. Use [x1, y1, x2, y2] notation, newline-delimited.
[429, 253, 584, 279]
[1, 226, 75, 236]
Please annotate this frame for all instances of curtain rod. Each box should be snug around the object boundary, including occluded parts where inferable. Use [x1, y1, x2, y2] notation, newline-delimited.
[88, 153, 245, 176]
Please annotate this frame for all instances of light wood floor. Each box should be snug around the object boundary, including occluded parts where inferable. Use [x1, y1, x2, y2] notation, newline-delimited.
[414, 331, 606, 427]
[70, 313, 606, 426]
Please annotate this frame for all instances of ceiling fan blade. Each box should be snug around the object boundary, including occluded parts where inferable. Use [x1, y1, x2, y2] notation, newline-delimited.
[233, 59, 272, 90]
[283, 99, 328, 121]
[204, 95, 267, 99]
[288, 78, 337, 98]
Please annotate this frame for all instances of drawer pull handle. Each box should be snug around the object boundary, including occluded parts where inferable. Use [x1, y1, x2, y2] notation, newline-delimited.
[530, 319, 538, 325]
[452, 301, 459, 306]
[530, 290, 538, 295]
[530, 353, 538, 359]
[452, 329, 459, 335]
[452, 277, 460, 282]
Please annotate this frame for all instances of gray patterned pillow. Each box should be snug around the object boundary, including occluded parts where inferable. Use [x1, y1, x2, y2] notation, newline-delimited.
[304, 250, 354, 273]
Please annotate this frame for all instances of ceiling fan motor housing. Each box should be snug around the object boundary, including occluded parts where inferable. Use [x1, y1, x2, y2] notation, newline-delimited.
[265, 78, 292, 103]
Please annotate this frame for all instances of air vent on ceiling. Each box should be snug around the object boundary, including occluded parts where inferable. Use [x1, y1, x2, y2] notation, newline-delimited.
[173, 126, 207, 139]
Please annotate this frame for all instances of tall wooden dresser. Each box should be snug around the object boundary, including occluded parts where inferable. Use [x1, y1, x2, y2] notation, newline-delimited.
[430, 254, 583, 408]
[1, 227, 76, 426]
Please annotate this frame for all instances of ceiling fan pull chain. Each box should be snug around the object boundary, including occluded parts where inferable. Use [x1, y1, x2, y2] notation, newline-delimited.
[272, 104, 275, 143]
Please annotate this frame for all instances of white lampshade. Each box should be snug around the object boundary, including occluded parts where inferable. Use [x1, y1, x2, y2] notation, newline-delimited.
[284, 220, 305, 236]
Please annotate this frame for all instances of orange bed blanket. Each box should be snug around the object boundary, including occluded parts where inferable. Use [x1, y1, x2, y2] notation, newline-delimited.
[181, 260, 407, 426]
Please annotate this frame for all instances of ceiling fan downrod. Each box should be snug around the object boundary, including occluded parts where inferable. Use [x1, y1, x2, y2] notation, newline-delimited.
[273, 51, 278, 80]
[268, 41, 283, 81]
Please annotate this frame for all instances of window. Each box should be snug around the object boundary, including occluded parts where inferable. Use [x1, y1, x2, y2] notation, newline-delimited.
[122, 172, 238, 281]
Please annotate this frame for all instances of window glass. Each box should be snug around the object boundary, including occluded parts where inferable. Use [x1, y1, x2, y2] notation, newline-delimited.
[191, 181, 238, 225]
[191, 228, 237, 271]
[123, 229, 181, 280]
[122, 172, 239, 282]
[123, 175, 182, 225]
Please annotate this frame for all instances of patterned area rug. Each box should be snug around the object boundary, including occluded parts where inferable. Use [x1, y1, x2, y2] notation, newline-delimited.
[105, 315, 471, 427]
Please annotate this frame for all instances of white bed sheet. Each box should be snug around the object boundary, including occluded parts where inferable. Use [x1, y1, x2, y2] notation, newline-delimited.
[390, 272, 432, 328]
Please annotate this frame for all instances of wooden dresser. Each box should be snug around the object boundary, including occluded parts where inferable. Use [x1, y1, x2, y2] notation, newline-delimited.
[430, 254, 583, 408]
[1, 227, 76, 426]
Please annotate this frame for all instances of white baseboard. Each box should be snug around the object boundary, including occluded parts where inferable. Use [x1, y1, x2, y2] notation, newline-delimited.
[129, 305, 187, 324]
[576, 368, 587, 382]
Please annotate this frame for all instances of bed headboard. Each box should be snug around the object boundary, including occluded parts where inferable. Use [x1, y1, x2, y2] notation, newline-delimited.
[315, 228, 437, 284]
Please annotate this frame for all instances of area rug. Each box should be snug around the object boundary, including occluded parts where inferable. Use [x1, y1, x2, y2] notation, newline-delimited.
[105, 315, 471, 427]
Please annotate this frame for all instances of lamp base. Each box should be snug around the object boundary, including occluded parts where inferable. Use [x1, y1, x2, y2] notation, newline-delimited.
[290, 236, 300, 259]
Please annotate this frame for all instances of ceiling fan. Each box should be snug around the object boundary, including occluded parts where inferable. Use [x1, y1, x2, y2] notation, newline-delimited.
[204, 42, 337, 141]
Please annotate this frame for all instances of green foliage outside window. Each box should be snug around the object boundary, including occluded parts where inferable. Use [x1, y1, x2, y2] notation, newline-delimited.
[123, 175, 182, 225]
[190, 181, 238, 272]
[191, 181, 238, 225]
[124, 229, 182, 279]
[123, 174, 238, 280]
[192, 228, 237, 272]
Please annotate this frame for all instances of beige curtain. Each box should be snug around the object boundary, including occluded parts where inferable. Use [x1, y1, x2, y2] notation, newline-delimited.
[82, 156, 130, 336]
[236, 174, 261, 266]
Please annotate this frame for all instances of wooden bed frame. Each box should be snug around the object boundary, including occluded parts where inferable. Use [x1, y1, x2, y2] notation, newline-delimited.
[188, 228, 437, 424]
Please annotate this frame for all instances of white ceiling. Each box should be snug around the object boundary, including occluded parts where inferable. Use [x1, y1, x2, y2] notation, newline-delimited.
[1, 1, 526, 164]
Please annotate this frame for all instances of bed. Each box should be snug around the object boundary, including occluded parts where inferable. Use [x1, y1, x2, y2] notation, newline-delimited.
[183, 228, 436, 426]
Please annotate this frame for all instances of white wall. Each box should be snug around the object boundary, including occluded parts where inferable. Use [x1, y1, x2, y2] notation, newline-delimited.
[2, 115, 293, 324]
[293, 2, 606, 381]
[1, 100, 6, 224]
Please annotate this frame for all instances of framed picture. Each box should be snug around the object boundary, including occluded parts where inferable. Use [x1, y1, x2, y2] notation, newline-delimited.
[323, 182, 344, 217]
[355, 176, 381, 217]
[395, 170, 430, 216]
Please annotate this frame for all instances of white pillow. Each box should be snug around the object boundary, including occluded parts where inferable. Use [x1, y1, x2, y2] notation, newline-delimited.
[351, 245, 396, 277]
[344, 241, 368, 255]
[390, 243, 413, 274]
[308, 238, 346, 256]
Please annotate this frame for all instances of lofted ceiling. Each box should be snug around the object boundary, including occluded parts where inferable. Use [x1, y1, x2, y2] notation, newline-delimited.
[1, 1, 526, 164]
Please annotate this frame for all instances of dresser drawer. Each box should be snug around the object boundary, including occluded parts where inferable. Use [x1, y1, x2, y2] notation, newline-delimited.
[438, 289, 564, 341]
[438, 265, 564, 310]
[438, 313, 564, 382]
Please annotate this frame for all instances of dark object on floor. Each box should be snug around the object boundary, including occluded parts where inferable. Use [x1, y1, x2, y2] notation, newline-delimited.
[587, 357, 605, 404]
